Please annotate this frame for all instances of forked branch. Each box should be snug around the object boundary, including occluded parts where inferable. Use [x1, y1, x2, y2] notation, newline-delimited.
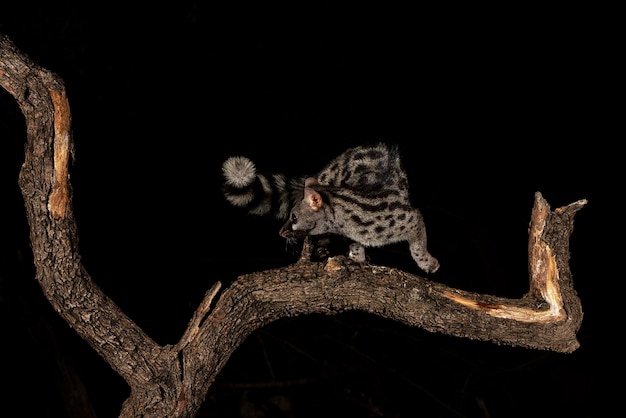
[0, 35, 585, 418]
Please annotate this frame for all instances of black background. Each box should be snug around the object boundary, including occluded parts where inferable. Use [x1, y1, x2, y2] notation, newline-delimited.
[0, 3, 614, 417]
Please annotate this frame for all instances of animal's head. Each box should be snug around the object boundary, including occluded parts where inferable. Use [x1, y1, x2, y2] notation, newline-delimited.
[279, 177, 329, 239]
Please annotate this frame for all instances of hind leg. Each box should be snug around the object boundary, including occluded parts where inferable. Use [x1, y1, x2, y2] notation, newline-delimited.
[409, 240, 439, 274]
[348, 242, 367, 263]
[408, 212, 440, 274]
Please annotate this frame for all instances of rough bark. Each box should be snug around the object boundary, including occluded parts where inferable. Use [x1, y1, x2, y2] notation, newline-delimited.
[0, 35, 585, 417]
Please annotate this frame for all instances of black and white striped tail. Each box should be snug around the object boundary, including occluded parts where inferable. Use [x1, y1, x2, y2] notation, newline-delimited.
[221, 156, 304, 220]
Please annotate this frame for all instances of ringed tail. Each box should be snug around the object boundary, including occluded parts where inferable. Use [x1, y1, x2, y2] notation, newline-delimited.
[221, 156, 304, 220]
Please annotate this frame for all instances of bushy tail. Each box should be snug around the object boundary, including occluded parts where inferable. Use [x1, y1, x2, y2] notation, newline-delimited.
[221, 156, 305, 220]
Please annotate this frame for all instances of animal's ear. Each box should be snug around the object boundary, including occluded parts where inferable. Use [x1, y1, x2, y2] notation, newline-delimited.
[304, 177, 318, 188]
[304, 187, 323, 211]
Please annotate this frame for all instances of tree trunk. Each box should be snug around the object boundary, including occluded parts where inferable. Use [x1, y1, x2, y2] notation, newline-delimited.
[0, 35, 585, 417]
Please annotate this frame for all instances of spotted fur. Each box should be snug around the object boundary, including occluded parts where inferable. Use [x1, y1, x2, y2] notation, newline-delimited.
[222, 143, 439, 273]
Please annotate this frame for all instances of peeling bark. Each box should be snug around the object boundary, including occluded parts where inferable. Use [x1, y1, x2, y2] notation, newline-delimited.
[1, 35, 585, 417]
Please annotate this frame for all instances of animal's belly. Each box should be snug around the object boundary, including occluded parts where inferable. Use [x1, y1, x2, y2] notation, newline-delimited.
[347, 228, 405, 247]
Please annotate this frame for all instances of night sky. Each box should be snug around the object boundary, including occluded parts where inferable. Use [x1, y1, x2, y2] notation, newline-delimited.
[1, 3, 612, 418]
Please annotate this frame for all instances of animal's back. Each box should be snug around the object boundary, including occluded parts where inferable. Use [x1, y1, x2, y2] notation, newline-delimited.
[316, 143, 409, 197]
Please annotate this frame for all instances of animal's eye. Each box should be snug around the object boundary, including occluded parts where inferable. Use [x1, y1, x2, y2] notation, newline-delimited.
[291, 213, 297, 223]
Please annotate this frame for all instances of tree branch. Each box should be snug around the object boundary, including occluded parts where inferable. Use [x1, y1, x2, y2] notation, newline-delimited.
[1, 35, 585, 417]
